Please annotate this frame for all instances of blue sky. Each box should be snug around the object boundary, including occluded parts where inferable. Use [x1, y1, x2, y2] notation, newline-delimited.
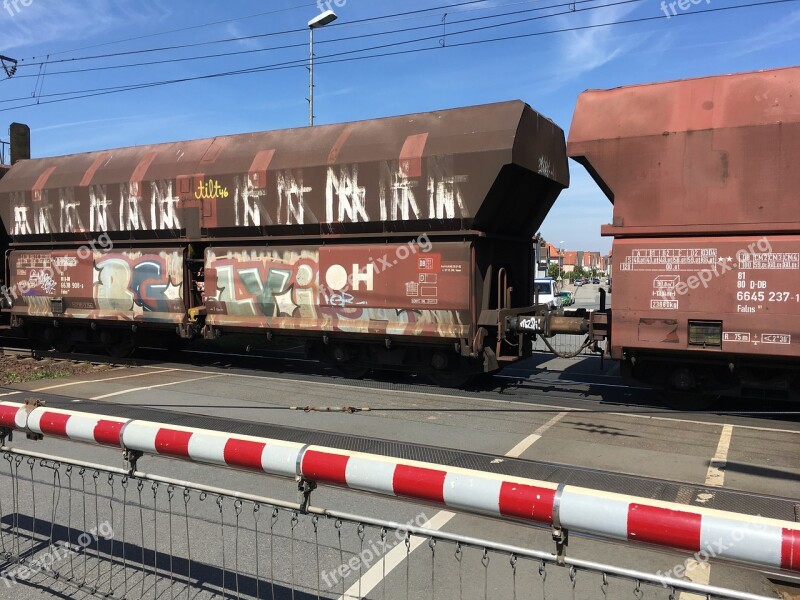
[1, 0, 798, 253]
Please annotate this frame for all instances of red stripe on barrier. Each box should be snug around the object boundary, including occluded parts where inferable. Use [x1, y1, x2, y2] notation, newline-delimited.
[93, 420, 124, 447]
[498, 482, 555, 523]
[0, 405, 19, 428]
[627, 504, 701, 551]
[38, 412, 70, 437]
[393, 465, 446, 503]
[782, 528, 800, 570]
[302, 450, 350, 485]
[223, 439, 266, 471]
[154, 428, 192, 457]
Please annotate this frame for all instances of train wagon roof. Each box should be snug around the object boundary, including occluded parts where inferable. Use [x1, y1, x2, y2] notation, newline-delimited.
[0, 100, 568, 243]
[567, 66, 800, 236]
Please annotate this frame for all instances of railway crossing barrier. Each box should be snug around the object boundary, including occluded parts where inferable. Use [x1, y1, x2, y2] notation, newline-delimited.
[0, 399, 796, 599]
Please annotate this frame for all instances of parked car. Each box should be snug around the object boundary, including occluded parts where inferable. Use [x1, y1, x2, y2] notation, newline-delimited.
[556, 291, 574, 306]
[592, 278, 601, 284]
[573, 278, 582, 286]
[533, 277, 558, 308]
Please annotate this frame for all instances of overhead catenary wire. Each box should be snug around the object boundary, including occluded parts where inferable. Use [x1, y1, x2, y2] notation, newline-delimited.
[1, 0, 649, 104]
[38, 2, 320, 58]
[0, 0, 791, 114]
[9, 0, 619, 80]
[16, 0, 555, 68]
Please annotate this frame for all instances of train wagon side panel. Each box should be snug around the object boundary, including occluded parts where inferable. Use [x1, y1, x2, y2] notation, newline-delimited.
[204, 241, 473, 341]
[610, 236, 800, 360]
[6, 248, 187, 324]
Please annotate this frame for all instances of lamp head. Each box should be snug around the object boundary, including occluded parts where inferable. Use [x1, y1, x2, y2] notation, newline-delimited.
[309, 10, 338, 28]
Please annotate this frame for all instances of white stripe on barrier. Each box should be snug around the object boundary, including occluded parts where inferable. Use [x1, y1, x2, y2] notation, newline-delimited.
[25, 409, 44, 435]
[13, 406, 27, 430]
[443, 473, 502, 515]
[122, 421, 160, 454]
[559, 486, 630, 540]
[188, 431, 228, 466]
[345, 456, 396, 496]
[64, 414, 101, 444]
[700, 514, 782, 566]
[262, 444, 303, 478]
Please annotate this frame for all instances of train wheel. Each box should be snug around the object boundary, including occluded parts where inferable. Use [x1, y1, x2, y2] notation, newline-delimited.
[428, 370, 475, 388]
[53, 340, 74, 353]
[659, 391, 717, 411]
[107, 343, 136, 359]
[335, 364, 370, 380]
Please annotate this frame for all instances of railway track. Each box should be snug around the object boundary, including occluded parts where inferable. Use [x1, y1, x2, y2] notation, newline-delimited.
[1, 334, 797, 423]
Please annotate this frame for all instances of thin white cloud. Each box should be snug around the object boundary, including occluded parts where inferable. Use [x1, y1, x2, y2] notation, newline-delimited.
[33, 114, 150, 133]
[724, 8, 800, 58]
[0, 0, 171, 53]
[554, 4, 647, 84]
[224, 21, 263, 50]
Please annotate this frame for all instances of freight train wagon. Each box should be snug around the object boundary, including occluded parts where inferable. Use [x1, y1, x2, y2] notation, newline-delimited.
[0, 101, 571, 385]
[0, 166, 8, 326]
[568, 66, 800, 402]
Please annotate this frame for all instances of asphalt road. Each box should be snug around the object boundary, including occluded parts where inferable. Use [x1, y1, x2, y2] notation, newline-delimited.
[0, 348, 797, 599]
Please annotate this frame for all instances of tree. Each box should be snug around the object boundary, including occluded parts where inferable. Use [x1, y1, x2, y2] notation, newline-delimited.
[546, 263, 560, 279]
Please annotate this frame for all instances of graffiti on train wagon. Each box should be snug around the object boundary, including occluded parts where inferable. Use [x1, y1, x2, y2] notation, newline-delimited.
[8, 250, 185, 321]
[8, 156, 470, 235]
[204, 246, 470, 338]
[94, 253, 183, 314]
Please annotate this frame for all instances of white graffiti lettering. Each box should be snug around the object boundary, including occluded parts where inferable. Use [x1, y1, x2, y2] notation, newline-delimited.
[326, 165, 368, 223]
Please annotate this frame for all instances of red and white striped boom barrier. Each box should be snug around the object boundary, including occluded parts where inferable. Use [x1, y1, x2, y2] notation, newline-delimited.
[1, 400, 797, 573]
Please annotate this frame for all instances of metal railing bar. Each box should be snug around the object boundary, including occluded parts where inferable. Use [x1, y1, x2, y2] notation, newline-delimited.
[0, 446, 777, 600]
[0, 446, 302, 512]
[319, 508, 777, 600]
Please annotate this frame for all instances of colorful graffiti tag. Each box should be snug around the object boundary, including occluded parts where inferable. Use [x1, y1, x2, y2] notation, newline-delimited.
[204, 244, 471, 338]
[8, 249, 185, 323]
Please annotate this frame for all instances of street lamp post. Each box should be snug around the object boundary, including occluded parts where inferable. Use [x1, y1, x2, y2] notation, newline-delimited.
[559, 241, 565, 287]
[308, 10, 338, 126]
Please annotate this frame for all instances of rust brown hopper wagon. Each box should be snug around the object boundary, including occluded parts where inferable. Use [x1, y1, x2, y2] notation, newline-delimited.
[568, 66, 800, 401]
[0, 101, 569, 382]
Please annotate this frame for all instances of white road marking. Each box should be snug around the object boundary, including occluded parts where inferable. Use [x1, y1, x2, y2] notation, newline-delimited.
[32, 369, 179, 392]
[505, 411, 567, 458]
[89, 374, 225, 400]
[0, 391, 22, 398]
[337, 410, 561, 599]
[704, 424, 733, 488]
[678, 425, 733, 599]
[336, 510, 456, 600]
[679, 559, 711, 600]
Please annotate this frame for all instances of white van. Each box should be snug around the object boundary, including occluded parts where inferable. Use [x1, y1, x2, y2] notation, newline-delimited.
[533, 278, 558, 309]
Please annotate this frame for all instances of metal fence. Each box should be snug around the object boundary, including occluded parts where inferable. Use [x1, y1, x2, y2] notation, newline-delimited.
[0, 447, 775, 600]
[531, 334, 599, 357]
